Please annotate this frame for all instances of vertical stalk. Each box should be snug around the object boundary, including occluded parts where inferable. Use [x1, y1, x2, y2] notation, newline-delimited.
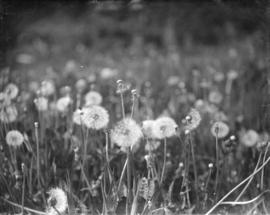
[34, 122, 41, 189]
[126, 148, 131, 215]
[21, 163, 25, 215]
[260, 143, 269, 190]
[120, 92, 125, 119]
[190, 134, 199, 204]
[214, 133, 219, 201]
[160, 137, 167, 185]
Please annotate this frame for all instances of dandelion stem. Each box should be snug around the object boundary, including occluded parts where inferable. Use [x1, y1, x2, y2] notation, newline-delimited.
[34, 122, 41, 189]
[203, 167, 213, 209]
[120, 92, 125, 119]
[235, 152, 262, 201]
[206, 156, 270, 215]
[117, 158, 128, 193]
[21, 163, 25, 215]
[160, 137, 167, 185]
[214, 133, 219, 201]
[260, 143, 269, 190]
[126, 148, 132, 215]
[189, 134, 199, 204]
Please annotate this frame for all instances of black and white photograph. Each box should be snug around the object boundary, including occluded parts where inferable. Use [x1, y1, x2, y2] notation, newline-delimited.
[0, 0, 270, 214]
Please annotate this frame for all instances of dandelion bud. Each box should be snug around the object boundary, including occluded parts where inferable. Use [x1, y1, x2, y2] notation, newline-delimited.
[21, 163, 25, 171]
[131, 89, 137, 94]
[185, 130, 190, 135]
[185, 115, 191, 122]
[230, 135, 236, 141]
[179, 162, 184, 168]
[34, 122, 38, 128]
[117, 80, 123, 85]
[208, 163, 213, 169]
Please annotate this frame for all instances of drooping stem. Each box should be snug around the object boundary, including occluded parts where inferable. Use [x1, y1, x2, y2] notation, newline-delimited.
[206, 156, 270, 215]
[160, 137, 167, 185]
[235, 152, 262, 201]
[260, 143, 269, 190]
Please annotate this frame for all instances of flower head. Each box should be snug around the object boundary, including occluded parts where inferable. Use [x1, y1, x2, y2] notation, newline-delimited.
[100, 67, 118, 79]
[40, 80, 55, 96]
[142, 120, 156, 139]
[0, 105, 18, 123]
[34, 97, 48, 111]
[81, 105, 109, 130]
[84, 91, 103, 106]
[153, 117, 178, 139]
[56, 96, 72, 113]
[4, 83, 19, 99]
[184, 109, 201, 131]
[111, 118, 143, 148]
[209, 90, 223, 104]
[46, 188, 68, 215]
[240, 129, 259, 147]
[75, 79, 87, 92]
[211, 121, 230, 139]
[6, 130, 24, 147]
[73, 108, 84, 125]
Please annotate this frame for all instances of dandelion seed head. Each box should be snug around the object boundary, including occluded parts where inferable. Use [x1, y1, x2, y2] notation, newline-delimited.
[184, 109, 201, 131]
[209, 90, 223, 104]
[46, 188, 68, 215]
[40, 80, 55, 96]
[84, 91, 103, 106]
[81, 105, 109, 130]
[6, 130, 24, 147]
[142, 120, 156, 139]
[4, 83, 19, 99]
[153, 117, 177, 139]
[240, 129, 259, 147]
[34, 97, 48, 111]
[73, 108, 84, 125]
[0, 105, 18, 123]
[75, 79, 87, 92]
[210, 121, 230, 139]
[111, 118, 143, 148]
[56, 96, 72, 113]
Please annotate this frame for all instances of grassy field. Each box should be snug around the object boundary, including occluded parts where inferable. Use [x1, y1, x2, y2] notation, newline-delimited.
[0, 1, 270, 214]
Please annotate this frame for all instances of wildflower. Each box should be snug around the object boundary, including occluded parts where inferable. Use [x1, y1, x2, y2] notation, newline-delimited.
[145, 140, 161, 151]
[142, 120, 156, 139]
[211, 121, 230, 139]
[100, 67, 118, 79]
[111, 118, 143, 148]
[73, 108, 84, 125]
[81, 105, 109, 130]
[56, 96, 72, 113]
[153, 117, 178, 139]
[184, 109, 201, 131]
[40, 80, 55, 96]
[46, 188, 68, 215]
[116, 80, 131, 94]
[227, 70, 238, 80]
[75, 79, 87, 92]
[6, 130, 24, 147]
[209, 90, 223, 104]
[240, 129, 259, 147]
[84, 91, 103, 106]
[0, 105, 18, 123]
[34, 97, 48, 111]
[4, 83, 19, 99]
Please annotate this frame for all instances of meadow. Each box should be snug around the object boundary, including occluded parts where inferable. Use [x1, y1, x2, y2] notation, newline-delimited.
[0, 1, 269, 214]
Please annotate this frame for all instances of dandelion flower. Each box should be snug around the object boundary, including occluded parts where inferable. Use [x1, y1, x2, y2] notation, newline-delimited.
[0, 105, 18, 123]
[6, 130, 24, 147]
[4, 83, 19, 99]
[56, 96, 72, 113]
[211, 121, 230, 139]
[184, 109, 201, 131]
[84, 91, 103, 106]
[145, 140, 161, 151]
[40, 80, 55, 96]
[46, 187, 68, 215]
[111, 118, 143, 148]
[34, 97, 48, 111]
[209, 90, 223, 104]
[100, 67, 118, 79]
[153, 117, 178, 139]
[81, 105, 109, 130]
[240, 129, 259, 147]
[73, 108, 84, 125]
[142, 120, 156, 139]
[75, 79, 87, 92]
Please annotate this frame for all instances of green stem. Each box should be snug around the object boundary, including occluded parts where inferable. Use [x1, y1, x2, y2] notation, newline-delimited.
[214, 134, 219, 201]
[160, 138, 167, 185]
